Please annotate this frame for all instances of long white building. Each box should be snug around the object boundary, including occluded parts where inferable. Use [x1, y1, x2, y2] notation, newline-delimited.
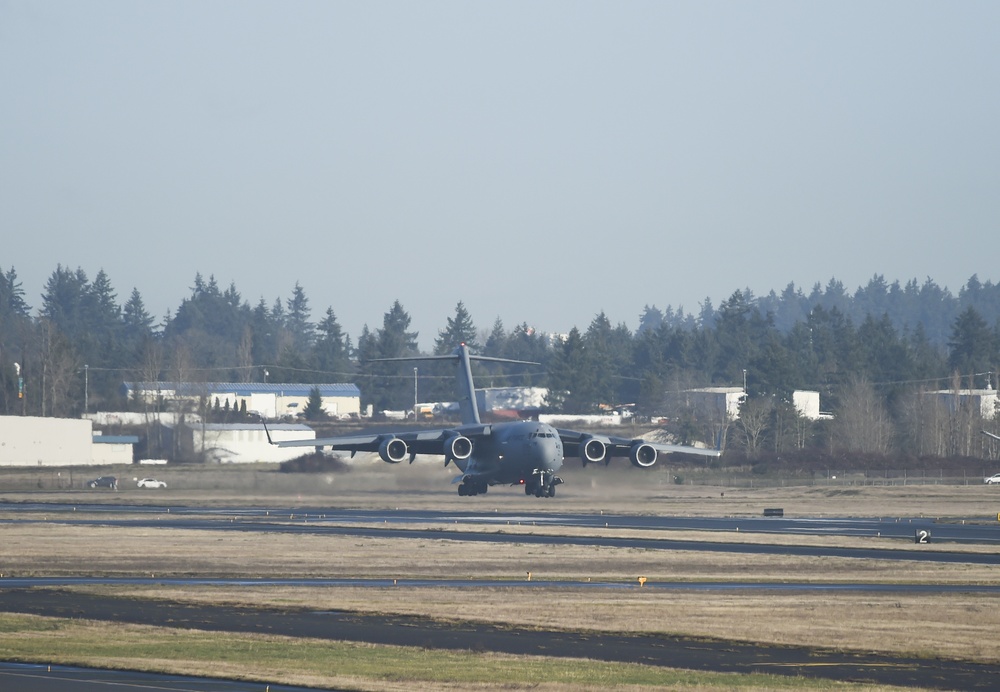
[179, 423, 316, 463]
[0, 416, 135, 467]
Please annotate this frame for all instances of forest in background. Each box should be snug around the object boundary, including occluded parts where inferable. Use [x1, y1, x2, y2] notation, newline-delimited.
[1, 266, 999, 463]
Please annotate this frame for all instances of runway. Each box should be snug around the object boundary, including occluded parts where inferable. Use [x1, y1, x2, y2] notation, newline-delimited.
[2, 500, 1000, 689]
[7, 499, 1000, 546]
[3, 501, 999, 565]
[0, 661, 324, 692]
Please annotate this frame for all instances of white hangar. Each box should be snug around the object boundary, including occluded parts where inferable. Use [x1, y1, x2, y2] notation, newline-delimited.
[0, 415, 136, 467]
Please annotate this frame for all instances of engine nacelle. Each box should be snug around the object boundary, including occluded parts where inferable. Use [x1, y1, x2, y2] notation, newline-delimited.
[580, 437, 608, 466]
[378, 437, 408, 464]
[445, 434, 473, 461]
[629, 442, 658, 468]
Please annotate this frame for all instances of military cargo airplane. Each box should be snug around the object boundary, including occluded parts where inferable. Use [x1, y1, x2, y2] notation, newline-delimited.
[264, 343, 720, 497]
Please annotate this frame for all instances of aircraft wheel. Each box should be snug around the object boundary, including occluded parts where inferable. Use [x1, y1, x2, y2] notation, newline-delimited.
[458, 484, 467, 496]
[547, 484, 556, 497]
[524, 484, 533, 496]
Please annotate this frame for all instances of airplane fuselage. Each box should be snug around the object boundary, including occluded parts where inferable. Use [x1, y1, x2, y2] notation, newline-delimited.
[453, 420, 564, 495]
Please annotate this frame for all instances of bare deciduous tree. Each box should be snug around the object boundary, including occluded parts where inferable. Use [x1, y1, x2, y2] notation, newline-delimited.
[738, 396, 773, 459]
[38, 319, 78, 418]
[896, 388, 949, 457]
[237, 326, 254, 384]
[832, 375, 893, 454]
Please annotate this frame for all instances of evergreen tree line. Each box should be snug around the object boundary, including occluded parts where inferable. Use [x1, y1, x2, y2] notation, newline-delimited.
[1, 265, 999, 460]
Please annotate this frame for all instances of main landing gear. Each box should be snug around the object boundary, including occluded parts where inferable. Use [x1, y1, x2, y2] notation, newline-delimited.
[524, 470, 563, 498]
[457, 479, 488, 496]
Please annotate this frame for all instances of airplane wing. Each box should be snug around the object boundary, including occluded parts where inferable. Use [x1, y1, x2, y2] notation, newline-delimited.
[557, 428, 721, 466]
[262, 422, 491, 464]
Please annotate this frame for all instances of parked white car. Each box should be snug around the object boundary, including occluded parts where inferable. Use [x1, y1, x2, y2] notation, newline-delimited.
[137, 478, 167, 489]
[984, 474, 1000, 485]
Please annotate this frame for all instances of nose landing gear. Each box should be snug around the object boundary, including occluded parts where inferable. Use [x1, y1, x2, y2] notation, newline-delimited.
[524, 470, 563, 498]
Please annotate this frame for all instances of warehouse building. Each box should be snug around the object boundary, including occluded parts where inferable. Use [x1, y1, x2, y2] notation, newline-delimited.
[683, 387, 747, 422]
[178, 422, 316, 463]
[0, 415, 136, 467]
[928, 385, 998, 420]
[121, 381, 361, 419]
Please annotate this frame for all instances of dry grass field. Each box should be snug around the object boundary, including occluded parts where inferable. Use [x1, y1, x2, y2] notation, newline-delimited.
[2, 460, 1000, 689]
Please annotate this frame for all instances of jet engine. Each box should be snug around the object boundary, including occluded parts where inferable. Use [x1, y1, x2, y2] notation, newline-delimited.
[580, 437, 608, 466]
[378, 437, 408, 464]
[629, 442, 658, 468]
[445, 434, 473, 461]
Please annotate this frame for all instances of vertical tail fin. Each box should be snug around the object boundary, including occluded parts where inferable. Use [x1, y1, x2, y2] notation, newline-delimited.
[369, 344, 538, 426]
[454, 343, 480, 425]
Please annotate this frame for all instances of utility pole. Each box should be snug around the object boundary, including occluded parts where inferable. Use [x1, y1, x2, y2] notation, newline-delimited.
[15, 362, 24, 415]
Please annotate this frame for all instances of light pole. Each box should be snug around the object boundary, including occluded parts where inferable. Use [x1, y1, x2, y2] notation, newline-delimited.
[84, 364, 89, 414]
[413, 367, 418, 420]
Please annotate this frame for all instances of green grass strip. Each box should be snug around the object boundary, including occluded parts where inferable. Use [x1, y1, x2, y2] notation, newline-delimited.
[0, 613, 882, 690]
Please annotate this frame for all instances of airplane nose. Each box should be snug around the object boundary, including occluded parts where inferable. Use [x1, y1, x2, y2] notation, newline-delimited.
[529, 435, 561, 470]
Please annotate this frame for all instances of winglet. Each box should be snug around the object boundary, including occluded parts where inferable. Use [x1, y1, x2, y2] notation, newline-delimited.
[260, 417, 276, 445]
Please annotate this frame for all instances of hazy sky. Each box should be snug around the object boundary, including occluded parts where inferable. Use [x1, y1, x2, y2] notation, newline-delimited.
[3, 1, 998, 349]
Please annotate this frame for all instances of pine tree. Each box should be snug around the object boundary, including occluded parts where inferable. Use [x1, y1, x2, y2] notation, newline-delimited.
[377, 300, 418, 359]
[285, 282, 315, 354]
[303, 386, 326, 421]
[0, 266, 31, 319]
[947, 306, 995, 380]
[249, 298, 280, 371]
[164, 274, 252, 374]
[583, 312, 620, 409]
[546, 328, 593, 413]
[426, 302, 479, 402]
[434, 301, 478, 355]
[637, 305, 663, 335]
[483, 317, 507, 358]
[41, 265, 89, 341]
[369, 301, 419, 410]
[313, 307, 353, 381]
